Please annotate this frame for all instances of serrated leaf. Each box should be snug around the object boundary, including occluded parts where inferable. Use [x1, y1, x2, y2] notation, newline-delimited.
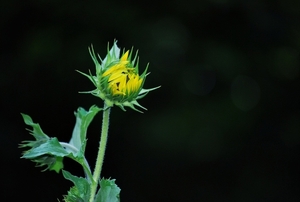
[20, 115, 65, 172]
[49, 156, 64, 173]
[22, 137, 69, 158]
[62, 170, 90, 201]
[36, 155, 64, 172]
[22, 137, 87, 174]
[94, 179, 121, 202]
[69, 106, 101, 155]
[21, 113, 49, 143]
[63, 186, 85, 202]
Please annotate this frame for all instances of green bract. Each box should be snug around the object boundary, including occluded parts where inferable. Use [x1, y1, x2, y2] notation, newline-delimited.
[77, 40, 160, 112]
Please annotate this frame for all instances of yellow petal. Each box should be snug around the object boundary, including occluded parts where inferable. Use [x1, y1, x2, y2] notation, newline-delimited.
[120, 51, 129, 61]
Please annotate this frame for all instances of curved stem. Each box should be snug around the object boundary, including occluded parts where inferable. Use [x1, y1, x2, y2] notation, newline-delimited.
[60, 142, 93, 182]
[89, 106, 111, 202]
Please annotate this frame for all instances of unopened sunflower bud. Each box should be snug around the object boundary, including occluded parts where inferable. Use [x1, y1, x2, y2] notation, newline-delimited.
[78, 40, 159, 112]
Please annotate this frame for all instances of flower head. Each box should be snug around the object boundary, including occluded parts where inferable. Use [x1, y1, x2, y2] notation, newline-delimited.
[78, 40, 159, 112]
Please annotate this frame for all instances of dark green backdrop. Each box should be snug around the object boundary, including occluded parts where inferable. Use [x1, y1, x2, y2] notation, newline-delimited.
[1, 0, 299, 201]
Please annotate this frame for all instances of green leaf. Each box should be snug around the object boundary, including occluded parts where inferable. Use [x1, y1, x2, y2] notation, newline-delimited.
[20, 110, 97, 177]
[61, 141, 93, 182]
[69, 106, 101, 155]
[50, 156, 64, 173]
[21, 138, 68, 173]
[94, 179, 121, 202]
[27, 154, 63, 173]
[62, 186, 82, 202]
[21, 113, 49, 139]
[62, 170, 90, 202]
[22, 137, 69, 158]
[63, 186, 85, 202]
[20, 113, 50, 148]
[20, 114, 65, 172]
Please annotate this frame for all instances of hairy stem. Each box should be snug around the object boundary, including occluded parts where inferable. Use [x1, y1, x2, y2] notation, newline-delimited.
[89, 106, 111, 202]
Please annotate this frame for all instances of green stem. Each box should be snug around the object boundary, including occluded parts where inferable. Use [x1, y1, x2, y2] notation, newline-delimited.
[89, 106, 111, 202]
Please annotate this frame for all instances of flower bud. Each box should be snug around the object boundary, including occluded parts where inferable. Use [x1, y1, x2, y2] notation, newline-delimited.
[78, 40, 159, 112]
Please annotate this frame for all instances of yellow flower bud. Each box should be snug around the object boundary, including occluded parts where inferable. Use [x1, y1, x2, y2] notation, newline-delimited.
[78, 40, 160, 112]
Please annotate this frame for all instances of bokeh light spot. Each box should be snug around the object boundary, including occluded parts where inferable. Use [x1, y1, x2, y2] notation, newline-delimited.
[183, 68, 216, 96]
[268, 47, 299, 80]
[231, 75, 260, 111]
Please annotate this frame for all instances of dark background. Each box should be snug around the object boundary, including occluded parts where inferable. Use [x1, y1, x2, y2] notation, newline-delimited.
[1, 0, 300, 201]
